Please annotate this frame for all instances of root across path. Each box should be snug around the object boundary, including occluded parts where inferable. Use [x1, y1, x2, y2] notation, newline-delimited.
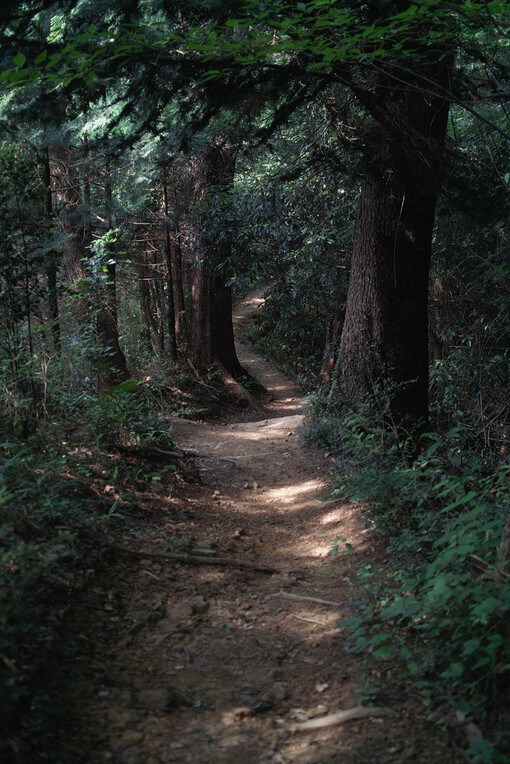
[69, 289, 466, 764]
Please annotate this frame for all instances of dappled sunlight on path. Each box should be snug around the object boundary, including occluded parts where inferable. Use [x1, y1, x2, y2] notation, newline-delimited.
[73, 288, 467, 764]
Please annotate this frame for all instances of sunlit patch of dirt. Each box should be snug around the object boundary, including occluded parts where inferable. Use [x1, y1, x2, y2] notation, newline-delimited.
[67, 289, 467, 764]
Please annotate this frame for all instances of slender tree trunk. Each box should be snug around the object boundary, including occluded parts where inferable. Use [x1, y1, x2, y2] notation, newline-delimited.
[52, 146, 88, 299]
[170, 225, 186, 346]
[162, 178, 178, 360]
[96, 165, 130, 385]
[336, 60, 451, 430]
[138, 249, 155, 352]
[43, 148, 61, 353]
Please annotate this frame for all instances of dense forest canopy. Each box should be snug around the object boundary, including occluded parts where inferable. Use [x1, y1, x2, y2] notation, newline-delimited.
[0, 1, 509, 762]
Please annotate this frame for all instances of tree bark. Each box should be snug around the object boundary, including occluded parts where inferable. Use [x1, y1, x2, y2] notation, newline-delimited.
[51, 146, 88, 301]
[43, 148, 61, 353]
[138, 249, 157, 352]
[336, 59, 451, 430]
[96, 165, 130, 386]
[190, 140, 241, 373]
[162, 178, 178, 360]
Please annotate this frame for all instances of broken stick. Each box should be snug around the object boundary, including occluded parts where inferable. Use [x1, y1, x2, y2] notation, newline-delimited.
[272, 590, 342, 608]
[291, 705, 390, 732]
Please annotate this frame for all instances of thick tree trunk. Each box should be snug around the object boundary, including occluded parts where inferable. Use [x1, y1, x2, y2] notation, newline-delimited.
[212, 274, 245, 376]
[337, 62, 451, 429]
[185, 140, 269, 400]
[190, 141, 241, 373]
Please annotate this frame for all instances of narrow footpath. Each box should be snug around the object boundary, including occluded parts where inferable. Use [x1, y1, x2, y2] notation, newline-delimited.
[71, 289, 465, 764]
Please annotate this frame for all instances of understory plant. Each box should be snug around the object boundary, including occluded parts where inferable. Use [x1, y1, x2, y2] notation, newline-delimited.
[306, 382, 510, 762]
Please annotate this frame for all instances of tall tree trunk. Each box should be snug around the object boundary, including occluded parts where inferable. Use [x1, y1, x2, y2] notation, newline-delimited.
[96, 165, 130, 385]
[170, 225, 186, 347]
[43, 148, 61, 353]
[337, 60, 451, 430]
[51, 146, 88, 304]
[211, 274, 241, 373]
[190, 140, 251, 381]
[138, 249, 156, 352]
[162, 178, 178, 360]
[188, 141, 269, 400]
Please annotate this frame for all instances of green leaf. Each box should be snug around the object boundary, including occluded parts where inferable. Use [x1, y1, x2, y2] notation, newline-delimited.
[463, 638, 480, 656]
[373, 645, 393, 659]
[106, 379, 140, 397]
[13, 52, 26, 68]
[472, 598, 501, 618]
[441, 662, 464, 679]
[34, 50, 48, 65]
[370, 633, 391, 645]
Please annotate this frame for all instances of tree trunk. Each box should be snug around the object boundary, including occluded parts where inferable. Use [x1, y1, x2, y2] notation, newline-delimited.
[336, 61, 451, 430]
[188, 141, 269, 397]
[96, 165, 130, 386]
[162, 178, 178, 361]
[51, 146, 88, 301]
[190, 140, 241, 373]
[43, 148, 61, 353]
[170, 225, 186, 348]
[138, 249, 156, 352]
[212, 274, 245, 376]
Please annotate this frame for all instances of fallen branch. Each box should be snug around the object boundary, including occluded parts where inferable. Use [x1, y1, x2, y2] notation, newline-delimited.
[271, 590, 342, 607]
[291, 705, 390, 732]
[107, 544, 277, 573]
[289, 614, 326, 626]
[104, 443, 199, 460]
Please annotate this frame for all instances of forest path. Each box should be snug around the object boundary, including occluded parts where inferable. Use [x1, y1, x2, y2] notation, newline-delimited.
[74, 289, 464, 764]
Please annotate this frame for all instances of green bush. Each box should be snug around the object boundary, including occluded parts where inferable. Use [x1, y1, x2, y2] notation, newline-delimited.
[306, 399, 510, 761]
[0, 440, 98, 758]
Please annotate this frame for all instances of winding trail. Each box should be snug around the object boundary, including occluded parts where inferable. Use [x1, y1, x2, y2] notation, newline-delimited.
[74, 289, 465, 764]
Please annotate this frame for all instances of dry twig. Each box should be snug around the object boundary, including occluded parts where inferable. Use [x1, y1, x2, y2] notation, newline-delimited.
[271, 590, 342, 607]
[291, 705, 390, 731]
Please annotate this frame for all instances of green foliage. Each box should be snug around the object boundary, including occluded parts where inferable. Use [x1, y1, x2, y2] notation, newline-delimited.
[308, 398, 510, 759]
[0, 439, 98, 757]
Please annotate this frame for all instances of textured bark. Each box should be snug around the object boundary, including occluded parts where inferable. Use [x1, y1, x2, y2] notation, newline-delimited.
[190, 141, 239, 372]
[96, 166, 130, 386]
[189, 141, 264, 390]
[337, 59, 451, 428]
[162, 179, 178, 360]
[51, 146, 88, 296]
[138, 250, 158, 352]
[170, 226, 186, 347]
[212, 275, 245, 376]
[43, 149, 61, 353]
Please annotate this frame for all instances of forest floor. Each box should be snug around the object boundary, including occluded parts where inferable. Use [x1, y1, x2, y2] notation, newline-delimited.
[66, 289, 467, 764]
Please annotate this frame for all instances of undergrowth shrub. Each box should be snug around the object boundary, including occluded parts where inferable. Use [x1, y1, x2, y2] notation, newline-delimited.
[0, 439, 101, 760]
[305, 397, 510, 763]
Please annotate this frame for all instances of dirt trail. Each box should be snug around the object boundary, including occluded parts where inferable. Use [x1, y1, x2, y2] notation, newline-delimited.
[73, 289, 465, 764]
